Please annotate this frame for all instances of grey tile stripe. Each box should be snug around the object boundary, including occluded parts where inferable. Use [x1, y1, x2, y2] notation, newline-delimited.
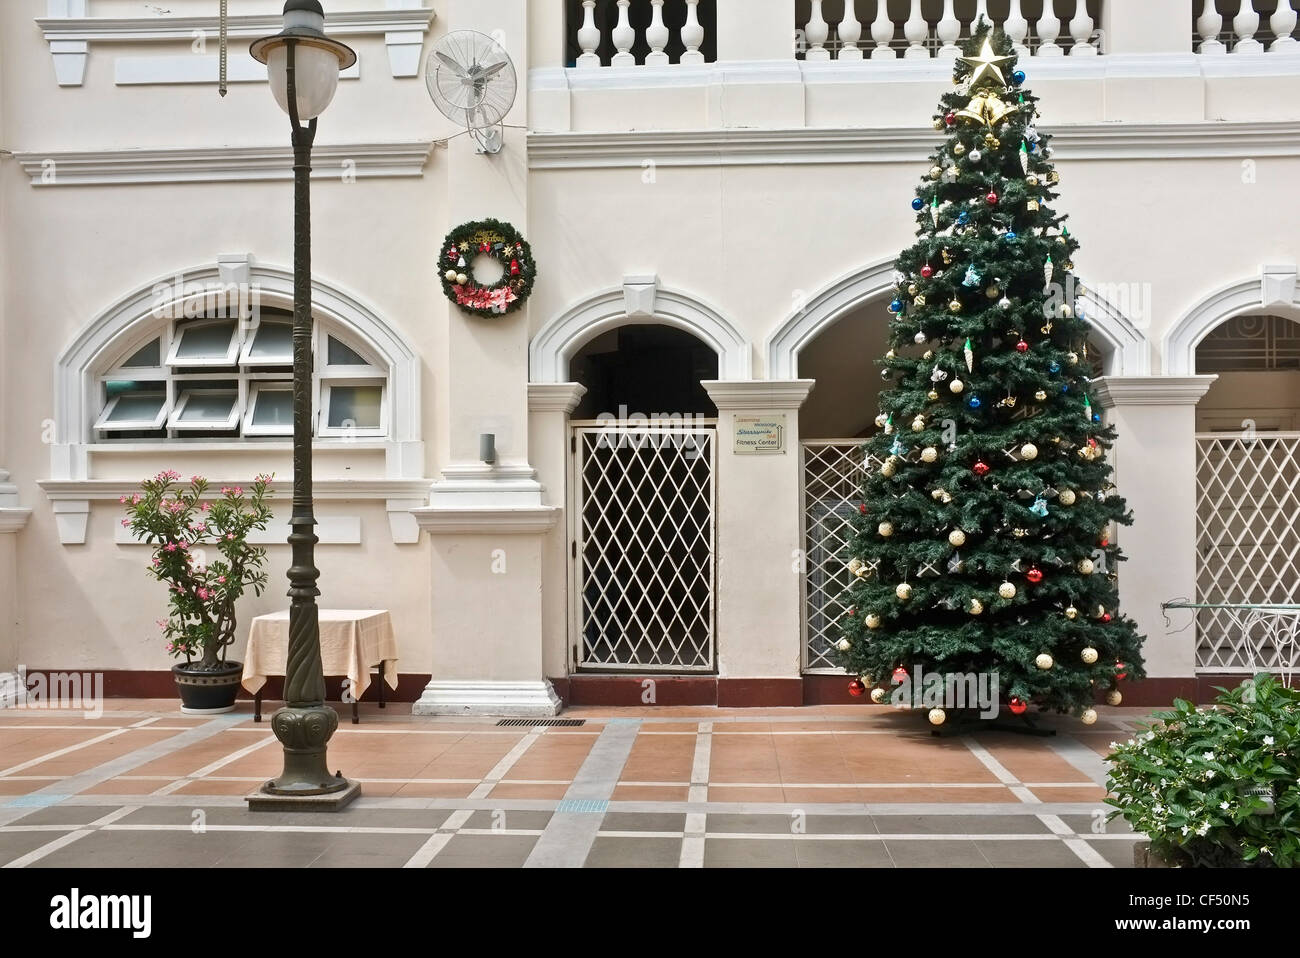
[1049, 734, 1114, 788]
[0, 714, 245, 827]
[523, 718, 641, 868]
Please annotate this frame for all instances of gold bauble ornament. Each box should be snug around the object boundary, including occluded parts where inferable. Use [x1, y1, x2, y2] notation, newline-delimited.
[886, 349, 896, 359]
[1078, 558, 1095, 575]
[835, 638, 851, 652]
[948, 299, 963, 314]
[923, 350, 934, 361]
[1080, 708, 1098, 725]
[928, 708, 947, 727]
[870, 686, 887, 703]
[1035, 389, 1047, 402]
[875, 413, 888, 428]
[878, 521, 894, 538]
[954, 142, 967, 156]
[1035, 653, 1054, 670]
[455, 273, 469, 286]
[912, 415, 926, 432]
[1068, 608, 1082, 623]
[933, 118, 946, 131]
[985, 133, 1000, 149]
[986, 286, 1001, 299]
[931, 488, 948, 502]
[895, 583, 913, 601]
[848, 557, 868, 578]
[1020, 443, 1039, 461]
[921, 447, 939, 463]
[881, 459, 897, 478]
[908, 283, 919, 296]
[949, 378, 965, 394]
[999, 581, 1017, 600]
[1058, 489, 1077, 506]
[1080, 645, 1097, 663]
[941, 248, 953, 265]
[1067, 351, 1079, 365]
[948, 529, 967, 547]
[929, 166, 943, 180]
[444, 269, 458, 282]
[865, 613, 882, 629]
[969, 598, 984, 615]
[1106, 690, 1123, 706]
[927, 389, 940, 401]
[1026, 174, 1039, 187]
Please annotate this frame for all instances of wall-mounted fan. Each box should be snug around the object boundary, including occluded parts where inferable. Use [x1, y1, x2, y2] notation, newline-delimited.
[425, 30, 517, 155]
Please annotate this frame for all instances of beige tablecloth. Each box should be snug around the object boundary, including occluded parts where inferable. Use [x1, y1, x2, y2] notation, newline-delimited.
[242, 610, 399, 701]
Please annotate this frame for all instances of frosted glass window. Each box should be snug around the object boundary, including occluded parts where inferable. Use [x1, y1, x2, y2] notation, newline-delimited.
[169, 321, 238, 365]
[327, 336, 370, 367]
[170, 389, 239, 429]
[326, 385, 382, 430]
[245, 322, 293, 363]
[251, 388, 293, 425]
[121, 339, 162, 368]
[96, 391, 168, 430]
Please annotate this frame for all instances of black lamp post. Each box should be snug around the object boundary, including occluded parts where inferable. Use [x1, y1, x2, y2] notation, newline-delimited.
[247, 0, 359, 810]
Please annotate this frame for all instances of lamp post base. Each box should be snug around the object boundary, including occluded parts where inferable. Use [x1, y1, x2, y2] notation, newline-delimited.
[247, 702, 361, 811]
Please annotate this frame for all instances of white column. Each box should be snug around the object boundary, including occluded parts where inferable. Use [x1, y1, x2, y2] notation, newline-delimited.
[903, 0, 929, 59]
[1069, 1, 1097, 55]
[1006, 0, 1030, 57]
[702, 381, 815, 683]
[1102, 0, 1195, 54]
[1197, 0, 1226, 55]
[1036, 0, 1063, 56]
[1233, 1, 1264, 53]
[575, 0, 601, 68]
[1271, 1, 1298, 51]
[610, 0, 636, 67]
[681, 0, 705, 64]
[870, 0, 897, 58]
[0, 471, 31, 709]
[937, 0, 961, 57]
[839, 0, 864, 61]
[646, 0, 670, 65]
[973, 0, 992, 34]
[1093, 377, 1218, 680]
[805, 0, 831, 61]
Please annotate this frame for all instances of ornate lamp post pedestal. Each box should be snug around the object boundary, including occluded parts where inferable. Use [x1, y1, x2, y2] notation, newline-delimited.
[246, 0, 359, 812]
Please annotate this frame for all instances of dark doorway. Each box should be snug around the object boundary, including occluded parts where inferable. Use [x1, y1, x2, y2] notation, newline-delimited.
[571, 324, 718, 420]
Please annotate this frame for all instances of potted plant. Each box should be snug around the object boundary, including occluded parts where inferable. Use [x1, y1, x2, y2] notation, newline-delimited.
[1106, 673, 1299, 867]
[123, 471, 274, 713]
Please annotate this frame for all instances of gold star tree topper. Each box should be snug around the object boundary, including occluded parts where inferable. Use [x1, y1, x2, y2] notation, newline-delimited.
[958, 37, 1013, 91]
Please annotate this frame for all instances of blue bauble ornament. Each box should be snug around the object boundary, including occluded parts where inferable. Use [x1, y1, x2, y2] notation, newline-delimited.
[968, 396, 982, 409]
[1048, 361, 1061, 373]
[1013, 70, 1026, 85]
[889, 299, 904, 313]
[1004, 230, 1018, 241]
[1093, 413, 1101, 423]
[911, 197, 925, 211]
[1061, 383, 1070, 393]
[957, 211, 970, 225]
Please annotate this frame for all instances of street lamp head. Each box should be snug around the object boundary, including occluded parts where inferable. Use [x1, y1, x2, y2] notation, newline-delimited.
[250, 0, 356, 121]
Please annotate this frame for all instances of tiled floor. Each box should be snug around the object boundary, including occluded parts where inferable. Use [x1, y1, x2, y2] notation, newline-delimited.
[0, 700, 1145, 868]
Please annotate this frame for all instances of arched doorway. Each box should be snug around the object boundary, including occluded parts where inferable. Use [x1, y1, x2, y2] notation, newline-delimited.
[1191, 310, 1300, 674]
[569, 324, 720, 672]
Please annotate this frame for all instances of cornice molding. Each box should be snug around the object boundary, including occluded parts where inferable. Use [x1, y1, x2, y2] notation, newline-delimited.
[15, 142, 435, 187]
[528, 121, 1300, 169]
[37, 478, 433, 501]
[0, 509, 33, 535]
[701, 380, 816, 410]
[1093, 376, 1219, 408]
[528, 382, 588, 414]
[410, 506, 561, 536]
[35, 8, 435, 42]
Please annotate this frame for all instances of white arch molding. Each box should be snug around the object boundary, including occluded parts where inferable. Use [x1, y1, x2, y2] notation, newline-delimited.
[765, 257, 1151, 378]
[1164, 264, 1300, 376]
[51, 254, 423, 480]
[529, 276, 752, 383]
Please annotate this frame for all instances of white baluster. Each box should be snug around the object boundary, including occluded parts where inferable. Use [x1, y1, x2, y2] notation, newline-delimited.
[1197, 0, 1226, 55]
[839, 0, 864, 61]
[1006, 0, 1030, 57]
[1271, 0, 1298, 52]
[870, 0, 897, 59]
[903, 0, 929, 59]
[806, 0, 831, 61]
[576, 0, 601, 68]
[681, 0, 705, 64]
[973, 0, 991, 34]
[1036, 0, 1063, 57]
[1070, 1, 1097, 55]
[937, 0, 960, 57]
[610, 0, 635, 66]
[645, 0, 669, 65]
[1233, 1, 1263, 53]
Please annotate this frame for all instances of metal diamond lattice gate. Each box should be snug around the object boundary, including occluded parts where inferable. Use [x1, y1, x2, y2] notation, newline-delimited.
[1195, 433, 1300, 671]
[572, 424, 715, 671]
[802, 440, 882, 672]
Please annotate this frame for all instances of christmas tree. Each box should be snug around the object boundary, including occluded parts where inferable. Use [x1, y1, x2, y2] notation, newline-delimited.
[836, 24, 1145, 725]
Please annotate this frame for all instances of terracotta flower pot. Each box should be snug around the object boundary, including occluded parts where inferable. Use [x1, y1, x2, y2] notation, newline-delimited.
[172, 661, 242, 714]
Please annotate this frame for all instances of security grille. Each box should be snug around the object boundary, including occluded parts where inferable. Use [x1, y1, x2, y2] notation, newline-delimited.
[802, 440, 881, 672]
[572, 423, 715, 671]
[1195, 432, 1300, 671]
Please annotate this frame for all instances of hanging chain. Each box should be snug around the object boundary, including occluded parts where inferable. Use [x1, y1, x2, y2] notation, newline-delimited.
[218, 0, 228, 97]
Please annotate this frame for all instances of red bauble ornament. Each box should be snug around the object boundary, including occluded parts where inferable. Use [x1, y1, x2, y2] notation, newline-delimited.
[1026, 567, 1044, 584]
[945, 111, 957, 126]
[1016, 340, 1029, 352]
[858, 503, 868, 515]
[921, 264, 934, 278]
[1100, 537, 1110, 547]
[985, 191, 999, 206]
[848, 679, 866, 697]
[1008, 697, 1028, 715]
[1116, 661, 1127, 680]
[892, 666, 910, 684]
[1102, 613, 1113, 623]
[973, 460, 991, 477]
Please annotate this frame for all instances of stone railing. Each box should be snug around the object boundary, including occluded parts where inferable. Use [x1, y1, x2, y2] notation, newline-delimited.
[1196, 0, 1300, 54]
[570, 0, 709, 68]
[795, 1, 1103, 61]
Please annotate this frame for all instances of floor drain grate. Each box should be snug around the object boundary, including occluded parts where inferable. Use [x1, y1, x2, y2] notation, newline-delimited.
[495, 718, 586, 728]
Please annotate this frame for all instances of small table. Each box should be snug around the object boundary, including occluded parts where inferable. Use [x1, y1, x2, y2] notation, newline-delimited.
[242, 610, 399, 724]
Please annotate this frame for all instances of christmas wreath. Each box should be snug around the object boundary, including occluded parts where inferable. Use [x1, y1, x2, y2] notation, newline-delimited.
[439, 218, 536, 317]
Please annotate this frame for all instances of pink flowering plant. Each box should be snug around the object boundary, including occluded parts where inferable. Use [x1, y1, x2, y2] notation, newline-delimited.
[123, 471, 274, 670]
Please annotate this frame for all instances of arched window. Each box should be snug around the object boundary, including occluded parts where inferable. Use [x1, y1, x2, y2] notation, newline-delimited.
[91, 308, 388, 441]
